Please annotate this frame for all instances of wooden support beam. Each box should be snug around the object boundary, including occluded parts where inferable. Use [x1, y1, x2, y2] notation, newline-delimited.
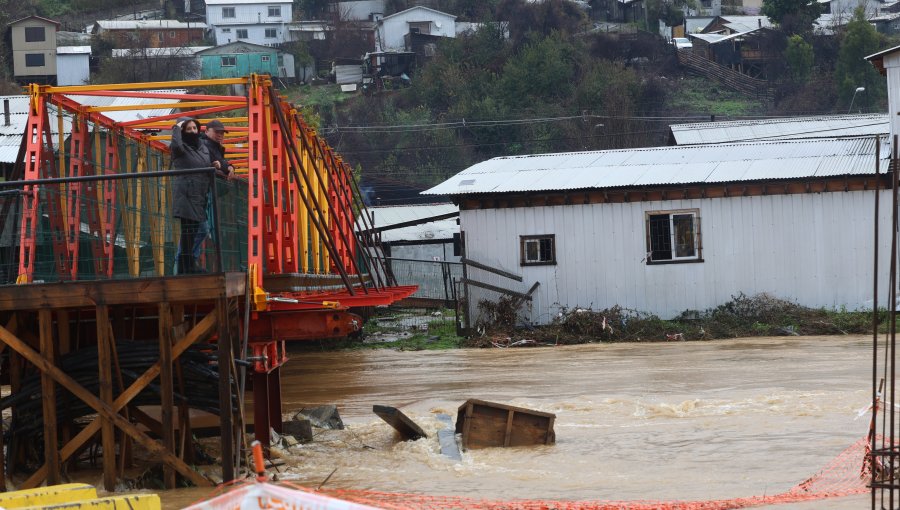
[217, 297, 235, 483]
[12, 312, 218, 489]
[38, 310, 59, 486]
[158, 303, 176, 489]
[96, 305, 116, 491]
[0, 273, 246, 310]
[460, 258, 523, 282]
[461, 278, 532, 301]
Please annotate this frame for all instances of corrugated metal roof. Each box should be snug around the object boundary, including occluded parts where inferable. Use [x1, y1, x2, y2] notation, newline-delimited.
[205, 0, 290, 5]
[57, 46, 91, 54]
[669, 114, 889, 145]
[690, 33, 726, 43]
[0, 91, 187, 162]
[94, 20, 208, 30]
[361, 203, 459, 242]
[112, 47, 211, 57]
[422, 137, 887, 196]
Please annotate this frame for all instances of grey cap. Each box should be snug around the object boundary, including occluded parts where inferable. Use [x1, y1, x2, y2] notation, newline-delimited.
[206, 119, 228, 133]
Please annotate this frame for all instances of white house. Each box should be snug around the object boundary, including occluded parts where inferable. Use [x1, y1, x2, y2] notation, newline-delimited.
[205, 0, 293, 46]
[424, 137, 891, 324]
[816, 0, 884, 32]
[55, 46, 90, 86]
[374, 6, 456, 52]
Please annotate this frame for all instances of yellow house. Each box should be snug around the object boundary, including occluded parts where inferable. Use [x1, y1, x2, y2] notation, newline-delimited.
[8, 16, 59, 84]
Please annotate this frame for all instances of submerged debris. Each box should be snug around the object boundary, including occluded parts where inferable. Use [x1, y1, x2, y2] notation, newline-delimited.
[468, 293, 879, 346]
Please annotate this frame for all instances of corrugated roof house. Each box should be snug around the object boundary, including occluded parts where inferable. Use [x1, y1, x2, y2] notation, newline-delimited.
[424, 137, 890, 323]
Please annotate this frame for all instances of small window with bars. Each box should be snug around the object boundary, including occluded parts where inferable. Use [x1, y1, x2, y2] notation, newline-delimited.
[646, 209, 702, 263]
[520, 235, 556, 266]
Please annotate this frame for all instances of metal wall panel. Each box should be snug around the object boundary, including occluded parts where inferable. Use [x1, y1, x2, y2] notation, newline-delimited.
[461, 189, 894, 324]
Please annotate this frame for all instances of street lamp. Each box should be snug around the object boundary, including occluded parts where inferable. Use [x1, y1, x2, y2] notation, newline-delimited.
[849, 86, 866, 114]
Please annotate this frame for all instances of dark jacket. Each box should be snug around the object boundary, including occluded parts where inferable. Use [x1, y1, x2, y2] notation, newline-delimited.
[171, 125, 212, 222]
[201, 134, 231, 177]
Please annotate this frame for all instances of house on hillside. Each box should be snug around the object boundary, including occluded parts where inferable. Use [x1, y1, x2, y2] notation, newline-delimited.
[8, 16, 59, 85]
[701, 15, 772, 34]
[56, 46, 90, 86]
[374, 6, 455, 52]
[423, 137, 891, 325]
[816, 0, 885, 32]
[205, 0, 292, 46]
[689, 26, 780, 78]
[197, 41, 294, 80]
[91, 20, 207, 48]
[668, 114, 889, 145]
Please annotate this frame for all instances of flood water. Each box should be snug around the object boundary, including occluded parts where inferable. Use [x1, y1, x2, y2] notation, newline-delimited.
[163, 336, 876, 508]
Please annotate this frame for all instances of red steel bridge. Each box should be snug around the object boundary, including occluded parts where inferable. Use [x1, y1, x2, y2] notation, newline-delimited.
[5, 75, 415, 459]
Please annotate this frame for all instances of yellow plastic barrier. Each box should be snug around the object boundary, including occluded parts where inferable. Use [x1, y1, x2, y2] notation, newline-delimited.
[0, 484, 97, 508]
[17, 494, 161, 510]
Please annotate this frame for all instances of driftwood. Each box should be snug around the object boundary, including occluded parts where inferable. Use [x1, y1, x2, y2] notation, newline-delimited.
[373, 405, 427, 441]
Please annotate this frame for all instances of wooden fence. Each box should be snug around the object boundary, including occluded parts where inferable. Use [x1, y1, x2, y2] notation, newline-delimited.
[677, 50, 774, 101]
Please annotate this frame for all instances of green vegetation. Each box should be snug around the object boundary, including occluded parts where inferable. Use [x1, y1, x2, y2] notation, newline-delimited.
[761, 0, 822, 34]
[835, 8, 887, 107]
[305, 309, 464, 351]
[664, 77, 768, 116]
[469, 293, 882, 346]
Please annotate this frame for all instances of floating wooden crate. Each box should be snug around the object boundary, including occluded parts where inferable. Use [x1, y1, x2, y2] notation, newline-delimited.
[455, 399, 555, 450]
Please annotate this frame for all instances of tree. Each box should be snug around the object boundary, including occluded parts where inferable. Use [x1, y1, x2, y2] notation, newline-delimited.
[784, 34, 813, 83]
[294, 0, 327, 20]
[761, 0, 821, 35]
[834, 7, 885, 108]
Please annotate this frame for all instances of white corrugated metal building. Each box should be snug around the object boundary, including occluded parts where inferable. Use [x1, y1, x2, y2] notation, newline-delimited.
[368, 203, 459, 260]
[55, 46, 90, 86]
[669, 114, 889, 145]
[424, 137, 891, 323]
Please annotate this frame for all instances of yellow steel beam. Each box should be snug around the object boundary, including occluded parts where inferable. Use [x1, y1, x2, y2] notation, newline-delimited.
[86, 101, 238, 113]
[37, 77, 249, 94]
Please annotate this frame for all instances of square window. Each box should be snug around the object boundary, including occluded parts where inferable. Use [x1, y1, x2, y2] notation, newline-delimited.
[520, 235, 556, 266]
[222, 7, 235, 17]
[261, 55, 270, 62]
[221, 55, 236, 67]
[264, 28, 277, 38]
[24, 27, 45, 42]
[236, 29, 248, 38]
[268, 6, 281, 17]
[25, 53, 45, 67]
[646, 209, 702, 263]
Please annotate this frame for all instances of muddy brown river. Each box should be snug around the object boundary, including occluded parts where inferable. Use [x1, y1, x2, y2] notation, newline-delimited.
[160, 336, 875, 508]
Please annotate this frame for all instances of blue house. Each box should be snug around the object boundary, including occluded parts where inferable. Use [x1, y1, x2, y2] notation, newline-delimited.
[197, 41, 294, 80]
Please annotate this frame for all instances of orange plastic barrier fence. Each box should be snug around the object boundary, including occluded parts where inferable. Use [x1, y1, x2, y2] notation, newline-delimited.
[198, 436, 871, 510]
[307, 436, 871, 510]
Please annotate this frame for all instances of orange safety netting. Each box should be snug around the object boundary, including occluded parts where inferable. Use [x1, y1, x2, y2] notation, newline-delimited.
[292, 436, 872, 510]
